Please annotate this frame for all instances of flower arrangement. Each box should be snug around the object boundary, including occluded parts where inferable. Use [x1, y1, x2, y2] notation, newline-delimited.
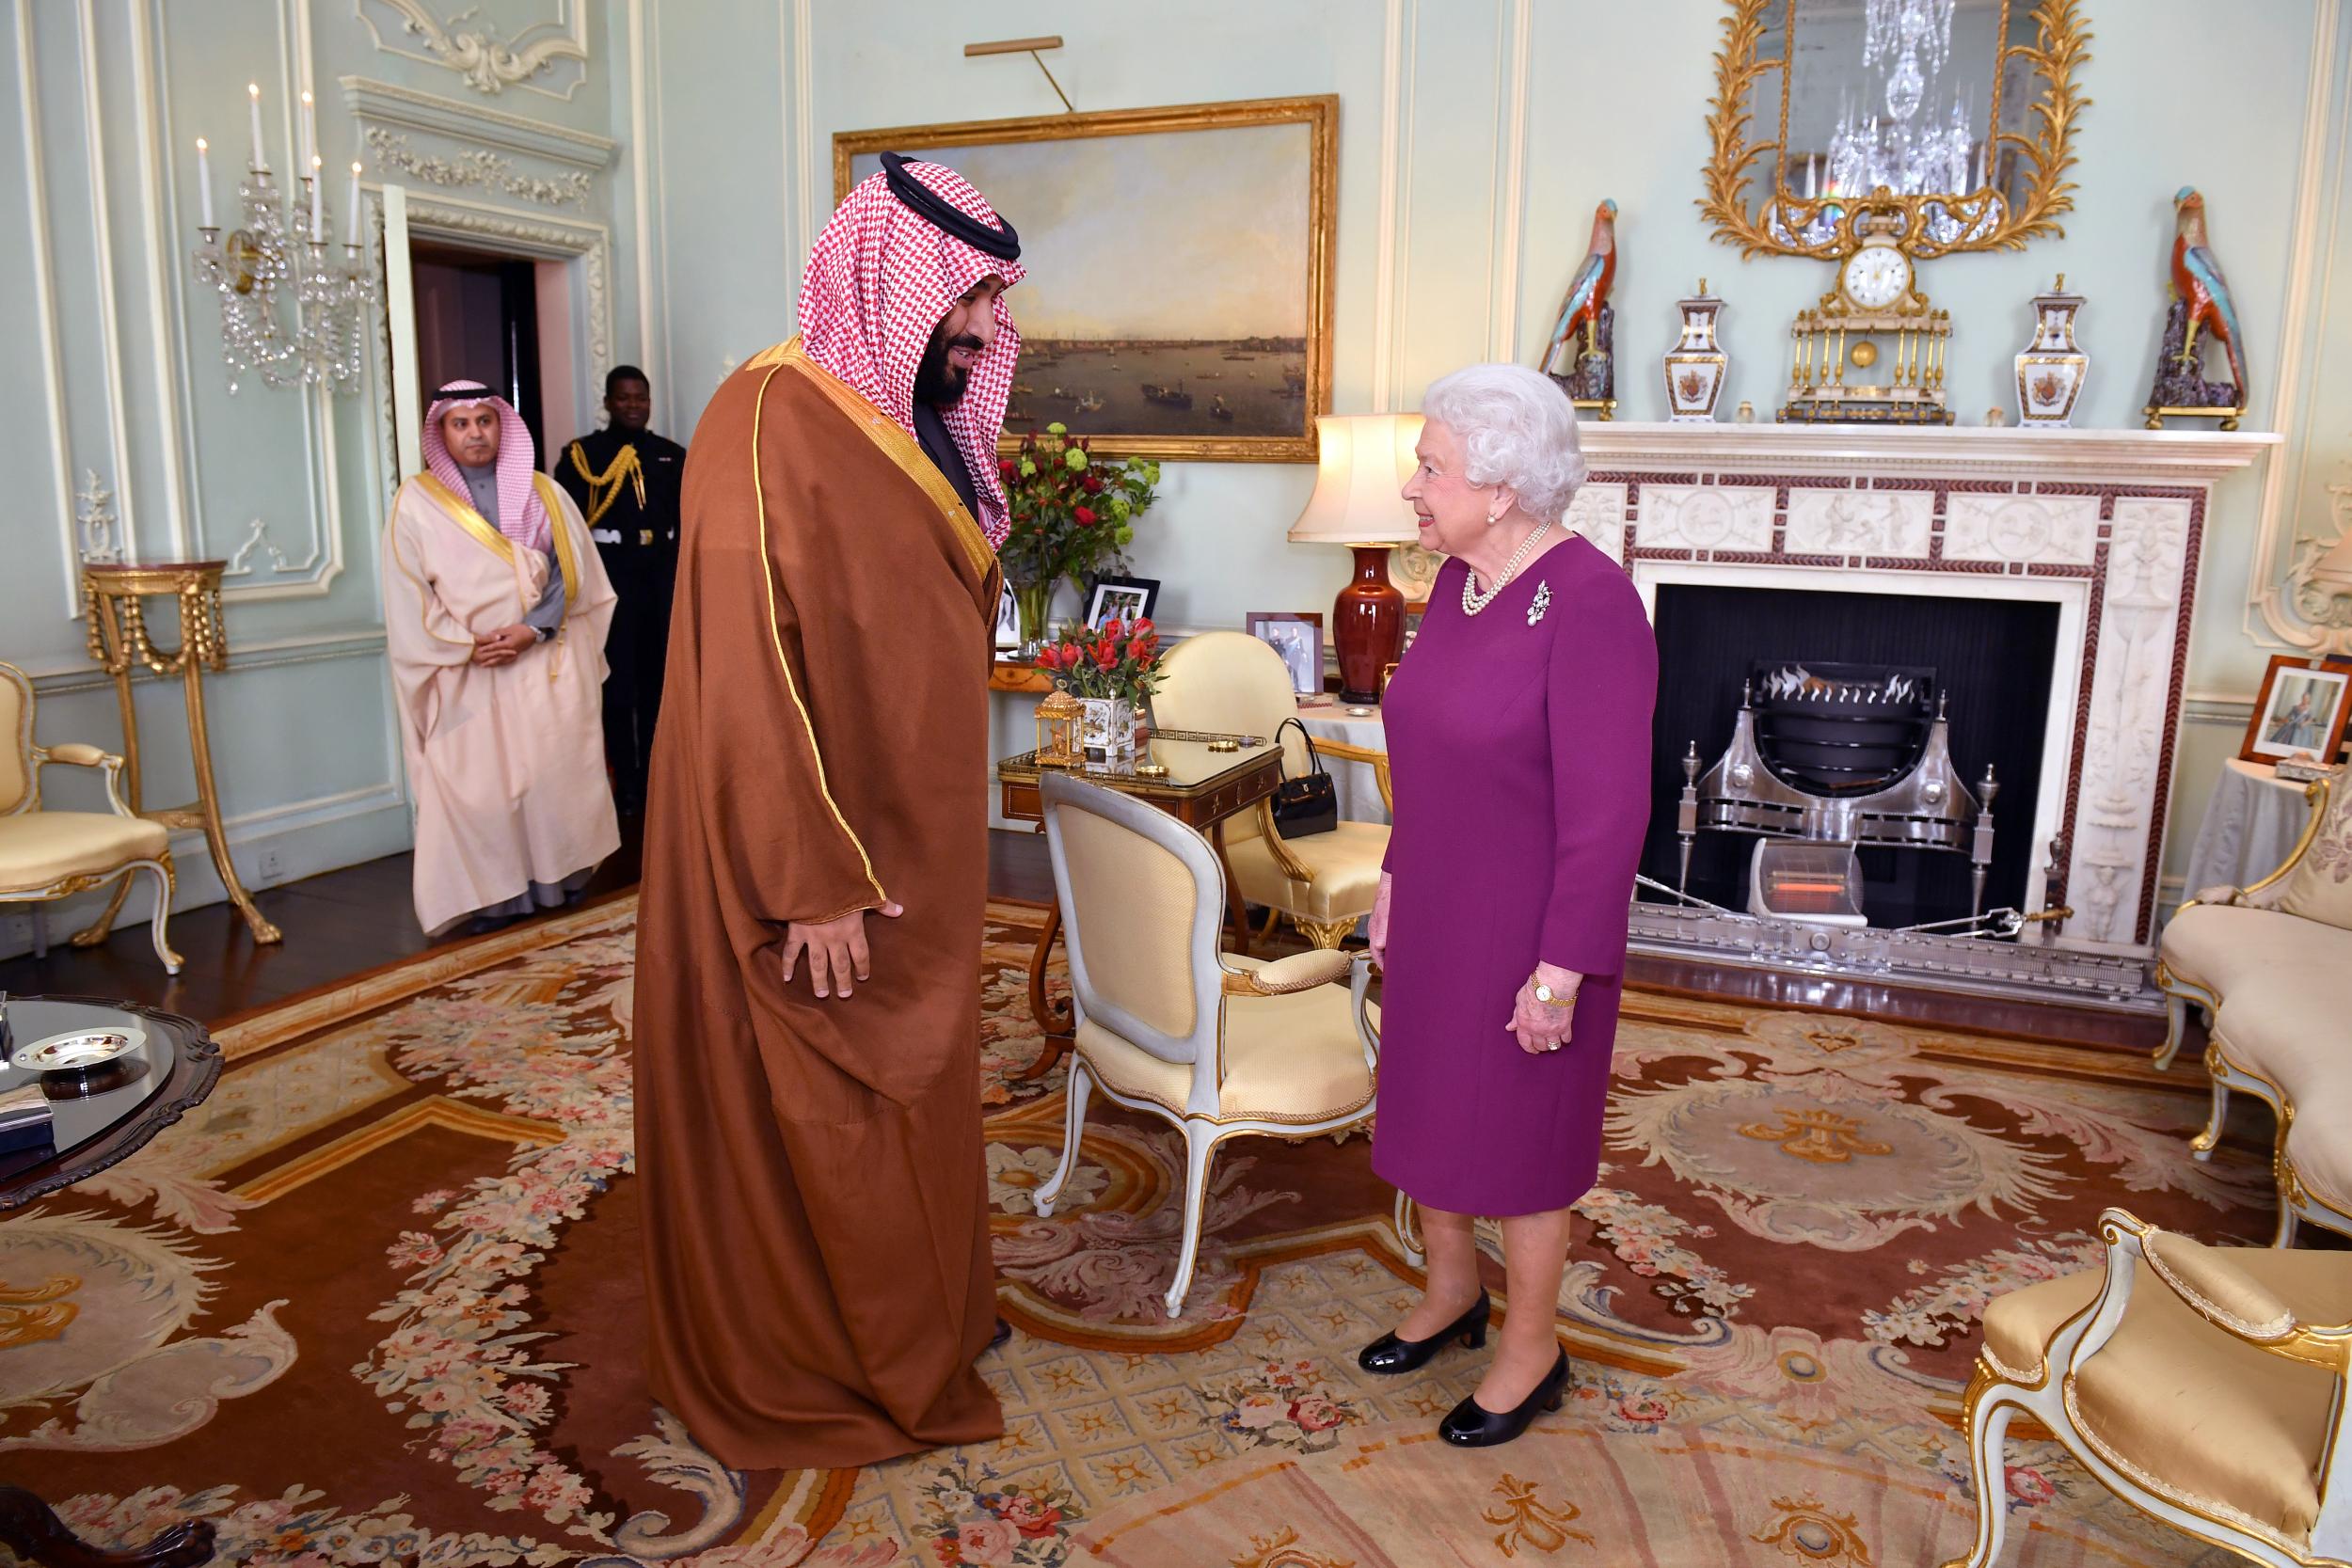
[1033, 615, 1163, 706]
[996, 422, 1160, 648]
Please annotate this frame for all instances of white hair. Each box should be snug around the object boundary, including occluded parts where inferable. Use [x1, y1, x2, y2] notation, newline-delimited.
[1420, 363, 1588, 525]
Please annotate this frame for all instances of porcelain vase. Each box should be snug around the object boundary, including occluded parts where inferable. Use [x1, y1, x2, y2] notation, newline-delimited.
[1078, 697, 1136, 764]
[2016, 277, 2088, 428]
[1662, 282, 1728, 423]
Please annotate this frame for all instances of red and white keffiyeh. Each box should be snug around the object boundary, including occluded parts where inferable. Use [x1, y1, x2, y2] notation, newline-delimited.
[421, 382, 552, 552]
[798, 159, 1025, 546]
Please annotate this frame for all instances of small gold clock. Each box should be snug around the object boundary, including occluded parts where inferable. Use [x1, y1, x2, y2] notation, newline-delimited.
[1779, 200, 1953, 427]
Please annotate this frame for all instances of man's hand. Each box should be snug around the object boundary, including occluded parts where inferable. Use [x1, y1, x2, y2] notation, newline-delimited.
[472, 625, 536, 666]
[782, 901, 905, 999]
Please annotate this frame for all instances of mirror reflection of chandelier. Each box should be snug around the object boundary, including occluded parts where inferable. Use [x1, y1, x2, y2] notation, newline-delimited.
[1777, 0, 1999, 250]
[188, 85, 376, 394]
[1829, 0, 1975, 200]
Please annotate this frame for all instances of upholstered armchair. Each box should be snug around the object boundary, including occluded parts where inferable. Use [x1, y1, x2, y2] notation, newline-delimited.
[0, 662, 181, 974]
[1152, 630, 1391, 949]
[2157, 776, 2352, 1244]
[1942, 1207, 2352, 1568]
[1034, 771, 1379, 1317]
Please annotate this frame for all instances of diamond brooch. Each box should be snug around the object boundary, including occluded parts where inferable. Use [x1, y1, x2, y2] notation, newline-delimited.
[1528, 582, 1552, 626]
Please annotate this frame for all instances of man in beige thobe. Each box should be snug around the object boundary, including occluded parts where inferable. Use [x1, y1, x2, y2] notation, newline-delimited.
[383, 381, 619, 936]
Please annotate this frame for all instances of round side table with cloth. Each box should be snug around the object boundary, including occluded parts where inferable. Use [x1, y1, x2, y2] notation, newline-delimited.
[2180, 757, 2321, 903]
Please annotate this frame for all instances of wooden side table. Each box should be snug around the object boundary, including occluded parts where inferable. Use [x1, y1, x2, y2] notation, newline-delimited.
[77, 562, 282, 947]
[997, 735, 1283, 1081]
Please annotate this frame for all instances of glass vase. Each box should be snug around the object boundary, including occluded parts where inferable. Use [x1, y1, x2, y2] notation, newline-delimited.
[1012, 579, 1057, 657]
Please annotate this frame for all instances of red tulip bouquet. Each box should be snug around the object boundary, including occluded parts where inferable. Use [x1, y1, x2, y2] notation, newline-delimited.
[1034, 616, 1164, 706]
[996, 423, 1161, 649]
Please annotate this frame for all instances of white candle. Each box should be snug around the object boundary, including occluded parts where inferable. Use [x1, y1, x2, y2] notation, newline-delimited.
[345, 162, 362, 247]
[1805, 153, 1819, 199]
[246, 83, 265, 170]
[298, 90, 315, 175]
[195, 136, 215, 228]
[310, 156, 324, 240]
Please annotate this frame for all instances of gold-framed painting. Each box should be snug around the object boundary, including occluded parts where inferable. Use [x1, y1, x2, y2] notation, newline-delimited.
[834, 95, 1338, 463]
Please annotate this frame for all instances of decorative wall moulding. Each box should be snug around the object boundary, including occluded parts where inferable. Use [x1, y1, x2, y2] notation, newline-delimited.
[364, 128, 593, 209]
[353, 1, 589, 100]
[1572, 421, 2279, 482]
[339, 77, 617, 170]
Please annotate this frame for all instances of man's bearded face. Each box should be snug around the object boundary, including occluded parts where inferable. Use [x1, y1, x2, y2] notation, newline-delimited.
[913, 277, 1005, 407]
[440, 404, 502, 467]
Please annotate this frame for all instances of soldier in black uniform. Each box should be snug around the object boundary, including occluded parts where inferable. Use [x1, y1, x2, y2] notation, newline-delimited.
[553, 365, 686, 814]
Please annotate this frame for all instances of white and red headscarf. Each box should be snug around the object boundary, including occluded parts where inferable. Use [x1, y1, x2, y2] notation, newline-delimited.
[421, 381, 552, 552]
[798, 158, 1025, 545]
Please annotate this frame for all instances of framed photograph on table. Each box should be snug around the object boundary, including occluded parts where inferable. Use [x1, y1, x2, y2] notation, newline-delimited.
[2242, 654, 2352, 764]
[836, 95, 1337, 462]
[1248, 611, 1325, 695]
[993, 581, 1020, 651]
[1086, 576, 1159, 629]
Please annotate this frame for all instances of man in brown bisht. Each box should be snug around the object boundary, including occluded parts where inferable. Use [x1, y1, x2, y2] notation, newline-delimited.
[635, 153, 1025, 1468]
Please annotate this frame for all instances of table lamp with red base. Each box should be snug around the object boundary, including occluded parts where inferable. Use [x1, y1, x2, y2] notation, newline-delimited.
[1287, 413, 1424, 705]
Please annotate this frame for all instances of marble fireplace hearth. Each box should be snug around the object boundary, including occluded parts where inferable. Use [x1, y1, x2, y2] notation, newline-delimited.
[1566, 421, 2279, 1005]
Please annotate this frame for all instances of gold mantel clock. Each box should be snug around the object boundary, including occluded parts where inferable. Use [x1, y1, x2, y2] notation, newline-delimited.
[1779, 210, 1953, 427]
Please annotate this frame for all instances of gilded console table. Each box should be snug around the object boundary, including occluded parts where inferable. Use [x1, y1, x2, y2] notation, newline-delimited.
[76, 562, 281, 946]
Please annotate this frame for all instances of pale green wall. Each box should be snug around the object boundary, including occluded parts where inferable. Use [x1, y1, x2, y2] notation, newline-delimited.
[6, 2, 2344, 949]
[643, 0, 2352, 888]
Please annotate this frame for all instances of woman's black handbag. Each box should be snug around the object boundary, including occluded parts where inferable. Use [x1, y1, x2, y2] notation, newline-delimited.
[1269, 718, 1340, 839]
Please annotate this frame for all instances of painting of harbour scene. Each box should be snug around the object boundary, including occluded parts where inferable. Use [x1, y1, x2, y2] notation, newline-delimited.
[838, 97, 1336, 461]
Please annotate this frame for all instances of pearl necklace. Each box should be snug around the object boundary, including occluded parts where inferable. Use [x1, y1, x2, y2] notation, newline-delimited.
[1461, 519, 1552, 616]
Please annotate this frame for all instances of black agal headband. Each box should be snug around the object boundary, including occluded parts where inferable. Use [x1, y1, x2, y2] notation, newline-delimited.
[880, 151, 1021, 261]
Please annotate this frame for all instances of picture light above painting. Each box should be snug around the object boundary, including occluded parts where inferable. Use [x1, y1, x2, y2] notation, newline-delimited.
[836, 96, 1339, 463]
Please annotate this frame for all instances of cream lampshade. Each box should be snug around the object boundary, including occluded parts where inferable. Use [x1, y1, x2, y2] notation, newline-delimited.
[1287, 413, 1424, 703]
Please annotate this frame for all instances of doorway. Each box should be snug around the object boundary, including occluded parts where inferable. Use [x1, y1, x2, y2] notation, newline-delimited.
[410, 241, 546, 452]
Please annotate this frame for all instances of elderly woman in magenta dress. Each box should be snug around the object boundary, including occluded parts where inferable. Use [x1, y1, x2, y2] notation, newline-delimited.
[1362, 364, 1658, 1448]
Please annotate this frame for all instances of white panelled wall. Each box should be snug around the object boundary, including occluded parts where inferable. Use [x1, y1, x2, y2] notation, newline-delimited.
[4, 2, 2349, 947]
[0, 0, 641, 957]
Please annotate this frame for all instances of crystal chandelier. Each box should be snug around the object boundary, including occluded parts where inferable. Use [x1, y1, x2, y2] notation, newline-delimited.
[1778, 0, 1996, 248]
[189, 85, 376, 394]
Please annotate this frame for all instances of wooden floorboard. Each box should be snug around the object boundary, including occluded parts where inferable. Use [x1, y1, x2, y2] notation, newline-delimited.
[2, 823, 2168, 1053]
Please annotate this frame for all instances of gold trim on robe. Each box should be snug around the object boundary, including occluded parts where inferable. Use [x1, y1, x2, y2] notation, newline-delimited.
[411, 473, 518, 569]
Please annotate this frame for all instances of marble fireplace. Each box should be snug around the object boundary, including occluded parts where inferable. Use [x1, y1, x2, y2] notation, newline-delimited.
[1567, 422, 2277, 1003]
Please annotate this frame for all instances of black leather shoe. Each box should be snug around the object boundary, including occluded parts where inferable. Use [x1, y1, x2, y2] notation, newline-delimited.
[1357, 1291, 1490, 1375]
[1438, 1349, 1569, 1448]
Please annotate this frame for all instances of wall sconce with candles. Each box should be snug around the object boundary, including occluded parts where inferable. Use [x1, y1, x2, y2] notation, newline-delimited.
[189, 83, 375, 393]
[1286, 413, 1424, 705]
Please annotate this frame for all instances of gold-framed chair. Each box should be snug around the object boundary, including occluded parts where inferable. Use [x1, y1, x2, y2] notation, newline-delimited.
[2155, 776, 2352, 1245]
[1942, 1206, 2352, 1568]
[0, 661, 181, 974]
[1033, 771, 1379, 1318]
[1150, 630, 1391, 949]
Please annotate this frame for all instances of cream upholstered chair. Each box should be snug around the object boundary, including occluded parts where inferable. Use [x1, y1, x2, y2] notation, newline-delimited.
[1034, 771, 1379, 1317]
[1151, 630, 1391, 949]
[2156, 777, 2352, 1244]
[0, 662, 181, 974]
[1942, 1207, 2352, 1568]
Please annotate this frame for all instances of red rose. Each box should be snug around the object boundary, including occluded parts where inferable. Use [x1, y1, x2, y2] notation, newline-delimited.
[1073, 505, 1097, 527]
[1133, 617, 1155, 637]
[1094, 642, 1119, 671]
[1081, 474, 1103, 493]
[1127, 638, 1150, 662]
[998, 457, 1016, 477]
[1100, 617, 1123, 641]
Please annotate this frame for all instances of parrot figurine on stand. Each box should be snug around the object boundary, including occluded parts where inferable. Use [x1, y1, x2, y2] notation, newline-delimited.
[1542, 198, 1618, 420]
[2144, 186, 2248, 429]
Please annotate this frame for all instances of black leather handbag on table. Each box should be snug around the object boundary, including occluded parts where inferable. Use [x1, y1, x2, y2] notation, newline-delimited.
[1269, 718, 1340, 840]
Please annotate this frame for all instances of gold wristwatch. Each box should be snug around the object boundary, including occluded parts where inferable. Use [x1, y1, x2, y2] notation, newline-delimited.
[1534, 979, 1577, 1007]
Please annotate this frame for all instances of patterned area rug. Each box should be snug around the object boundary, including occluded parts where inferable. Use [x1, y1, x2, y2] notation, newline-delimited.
[0, 898, 2269, 1566]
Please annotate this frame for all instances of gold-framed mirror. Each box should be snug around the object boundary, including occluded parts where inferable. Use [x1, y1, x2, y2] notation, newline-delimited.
[1701, 0, 2090, 260]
